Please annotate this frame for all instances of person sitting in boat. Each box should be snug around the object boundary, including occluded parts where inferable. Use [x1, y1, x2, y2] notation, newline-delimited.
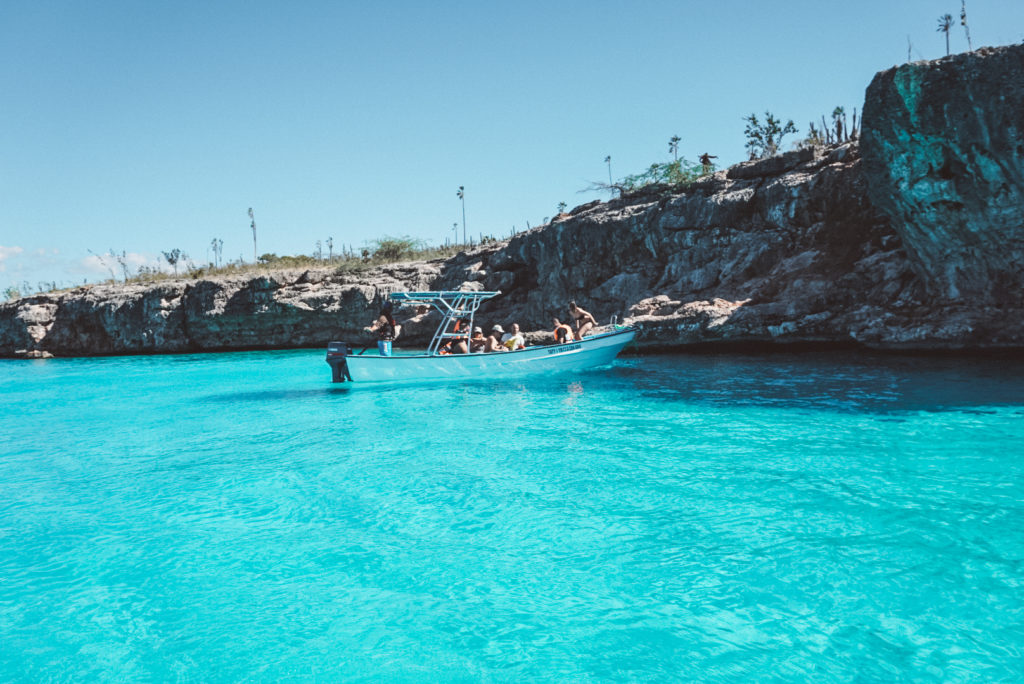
[568, 301, 597, 340]
[552, 317, 574, 344]
[469, 326, 487, 353]
[439, 318, 469, 354]
[484, 325, 509, 352]
[365, 301, 397, 356]
[501, 323, 526, 350]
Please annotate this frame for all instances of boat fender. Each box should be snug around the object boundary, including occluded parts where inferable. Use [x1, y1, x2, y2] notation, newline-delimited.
[326, 341, 353, 382]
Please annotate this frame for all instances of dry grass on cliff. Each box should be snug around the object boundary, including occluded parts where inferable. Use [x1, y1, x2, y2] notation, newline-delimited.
[132, 247, 464, 283]
[2, 242, 477, 302]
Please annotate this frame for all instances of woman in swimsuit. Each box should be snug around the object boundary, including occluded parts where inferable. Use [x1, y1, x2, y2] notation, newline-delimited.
[568, 301, 597, 340]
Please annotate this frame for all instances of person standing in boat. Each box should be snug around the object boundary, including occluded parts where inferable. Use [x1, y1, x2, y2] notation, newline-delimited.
[568, 301, 597, 340]
[365, 300, 397, 356]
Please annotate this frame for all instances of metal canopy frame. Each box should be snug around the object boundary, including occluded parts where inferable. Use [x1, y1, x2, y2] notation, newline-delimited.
[389, 291, 501, 356]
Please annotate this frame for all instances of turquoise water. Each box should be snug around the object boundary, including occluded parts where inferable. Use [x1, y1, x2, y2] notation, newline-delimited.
[2, 350, 1023, 681]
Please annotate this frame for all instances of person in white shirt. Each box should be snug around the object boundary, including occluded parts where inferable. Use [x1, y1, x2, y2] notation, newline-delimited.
[501, 323, 526, 350]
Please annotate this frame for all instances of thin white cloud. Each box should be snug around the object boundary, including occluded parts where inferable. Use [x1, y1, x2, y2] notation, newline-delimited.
[0, 245, 25, 272]
[79, 254, 114, 275]
[77, 252, 166, 277]
[124, 252, 162, 270]
[4, 247, 168, 292]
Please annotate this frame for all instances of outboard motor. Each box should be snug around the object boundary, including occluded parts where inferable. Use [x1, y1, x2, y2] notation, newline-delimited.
[326, 341, 352, 382]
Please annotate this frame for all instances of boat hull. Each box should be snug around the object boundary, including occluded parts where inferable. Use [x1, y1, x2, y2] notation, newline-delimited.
[335, 327, 636, 383]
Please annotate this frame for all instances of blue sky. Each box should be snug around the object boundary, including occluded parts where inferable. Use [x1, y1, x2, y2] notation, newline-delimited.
[2, 1, 1023, 294]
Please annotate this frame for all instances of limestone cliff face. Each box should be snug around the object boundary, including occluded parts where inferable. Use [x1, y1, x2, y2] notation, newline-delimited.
[3, 45, 1023, 357]
[0, 265, 440, 357]
[861, 45, 1024, 303]
[466, 144, 918, 348]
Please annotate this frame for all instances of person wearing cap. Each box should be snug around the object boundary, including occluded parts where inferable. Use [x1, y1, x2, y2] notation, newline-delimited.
[365, 300, 398, 356]
[469, 326, 487, 353]
[484, 324, 508, 352]
[501, 323, 525, 350]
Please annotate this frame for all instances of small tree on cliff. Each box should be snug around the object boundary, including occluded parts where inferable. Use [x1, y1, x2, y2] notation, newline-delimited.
[743, 112, 797, 159]
[370, 236, 421, 263]
[832, 106, 846, 142]
[960, 1, 972, 51]
[162, 248, 183, 276]
[937, 13, 954, 55]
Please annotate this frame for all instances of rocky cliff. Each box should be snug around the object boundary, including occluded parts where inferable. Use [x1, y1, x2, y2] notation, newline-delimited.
[861, 45, 1024, 303]
[3, 45, 1023, 358]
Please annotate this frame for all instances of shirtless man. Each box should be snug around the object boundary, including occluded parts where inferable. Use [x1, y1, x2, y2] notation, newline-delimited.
[484, 325, 508, 352]
[568, 301, 597, 340]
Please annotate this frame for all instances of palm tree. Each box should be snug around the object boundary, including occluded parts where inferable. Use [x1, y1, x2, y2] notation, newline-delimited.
[248, 207, 257, 262]
[604, 155, 612, 185]
[937, 13, 954, 55]
[557, 201, 567, 214]
[456, 186, 466, 244]
[209, 238, 224, 267]
[832, 106, 846, 142]
[668, 135, 680, 161]
[960, 1, 972, 51]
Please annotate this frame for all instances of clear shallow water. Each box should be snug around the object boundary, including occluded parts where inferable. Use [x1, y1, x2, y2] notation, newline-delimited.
[1, 350, 1023, 681]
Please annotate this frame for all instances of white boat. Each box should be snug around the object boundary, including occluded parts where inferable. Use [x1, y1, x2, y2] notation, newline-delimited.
[326, 290, 636, 384]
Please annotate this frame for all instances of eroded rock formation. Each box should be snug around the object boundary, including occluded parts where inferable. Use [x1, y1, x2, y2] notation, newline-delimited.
[861, 45, 1024, 303]
[2, 44, 1023, 357]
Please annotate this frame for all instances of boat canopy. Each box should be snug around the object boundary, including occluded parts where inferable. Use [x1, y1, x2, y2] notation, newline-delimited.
[390, 291, 500, 304]
[389, 290, 501, 355]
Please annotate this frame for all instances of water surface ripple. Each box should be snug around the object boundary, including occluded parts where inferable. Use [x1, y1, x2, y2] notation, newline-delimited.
[1, 351, 1023, 680]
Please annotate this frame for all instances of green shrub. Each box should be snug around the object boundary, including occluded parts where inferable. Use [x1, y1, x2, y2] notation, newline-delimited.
[369, 237, 423, 263]
[619, 159, 702, 193]
[743, 111, 797, 159]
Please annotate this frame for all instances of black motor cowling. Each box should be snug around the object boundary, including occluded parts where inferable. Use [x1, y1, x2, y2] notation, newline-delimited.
[326, 341, 352, 382]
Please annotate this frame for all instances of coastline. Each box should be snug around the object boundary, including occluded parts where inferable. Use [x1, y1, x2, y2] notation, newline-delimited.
[4, 45, 1023, 360]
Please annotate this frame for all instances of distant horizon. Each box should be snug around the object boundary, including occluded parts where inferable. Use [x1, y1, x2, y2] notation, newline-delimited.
[3, 0, 1023, 295]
